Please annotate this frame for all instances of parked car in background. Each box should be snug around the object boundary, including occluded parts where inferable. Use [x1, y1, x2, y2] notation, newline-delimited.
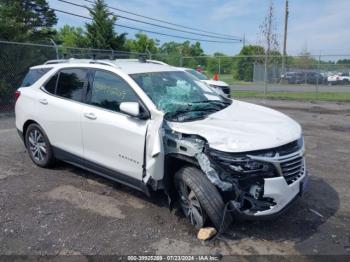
[280, 72, 306, 84]
[327, 72, 350, 85]
[177, 67, 231, 98]
[305, 72, 326, 84]
[148, 61, 231, 98]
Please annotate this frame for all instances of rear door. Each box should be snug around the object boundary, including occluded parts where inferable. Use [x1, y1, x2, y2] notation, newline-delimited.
[81, 69, 149, 183]
[37, 68, 88, 158]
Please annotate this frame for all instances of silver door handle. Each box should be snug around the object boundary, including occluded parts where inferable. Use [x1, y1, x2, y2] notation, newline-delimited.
[39, 99, 48, 105]
[84, 112, 97, 120]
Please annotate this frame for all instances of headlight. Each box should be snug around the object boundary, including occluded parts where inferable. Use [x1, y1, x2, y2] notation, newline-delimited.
[206, 149, 275, 176]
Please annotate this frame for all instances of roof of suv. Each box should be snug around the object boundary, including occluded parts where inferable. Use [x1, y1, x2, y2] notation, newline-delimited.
[33, 59, 180, 75]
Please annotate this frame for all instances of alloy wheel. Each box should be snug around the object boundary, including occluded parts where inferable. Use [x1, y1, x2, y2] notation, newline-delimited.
[28, 129, 47, 162]
[177, 180, 205, 229]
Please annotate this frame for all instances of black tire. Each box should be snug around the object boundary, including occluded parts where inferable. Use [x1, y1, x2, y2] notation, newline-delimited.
[174, 166, 232, 230]
[343, 79, 350, 85]
[25, 123, 54, 167]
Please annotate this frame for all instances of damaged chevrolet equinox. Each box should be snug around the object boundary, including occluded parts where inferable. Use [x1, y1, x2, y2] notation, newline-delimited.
[15, 59, 308, 230]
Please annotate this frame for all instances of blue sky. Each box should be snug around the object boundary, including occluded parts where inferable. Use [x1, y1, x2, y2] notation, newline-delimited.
[48, 0, 350, 56]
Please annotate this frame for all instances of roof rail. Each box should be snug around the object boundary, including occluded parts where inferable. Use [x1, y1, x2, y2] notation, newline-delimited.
[44, 58, 120, 68]
[89, 60, 120, 68]
[44, 59, 70, 65]
[43, 58, 168, 68]
[147, 60, 169, 65]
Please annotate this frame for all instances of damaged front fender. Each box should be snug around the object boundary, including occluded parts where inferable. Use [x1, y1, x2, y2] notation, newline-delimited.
[163, 127, 233, 191]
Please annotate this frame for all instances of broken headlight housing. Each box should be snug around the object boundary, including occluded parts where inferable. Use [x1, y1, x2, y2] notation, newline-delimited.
[206, 148, 276, 177]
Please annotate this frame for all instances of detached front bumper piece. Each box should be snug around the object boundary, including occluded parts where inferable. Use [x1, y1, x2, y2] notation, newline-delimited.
[255, 170, 308, 216]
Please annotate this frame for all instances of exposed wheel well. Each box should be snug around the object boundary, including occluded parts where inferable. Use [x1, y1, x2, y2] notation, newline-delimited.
[163, 154, 198, 205]
[22, 120, 39, 143]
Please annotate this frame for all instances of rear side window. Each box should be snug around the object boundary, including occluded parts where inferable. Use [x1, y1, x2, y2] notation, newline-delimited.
[21, 68, 52, 87]
[44, 73, 58, 94]
[56, 69, 87, 101]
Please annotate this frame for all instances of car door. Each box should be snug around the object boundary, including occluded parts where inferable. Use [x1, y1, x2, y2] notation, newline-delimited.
[81, 69, 149, 184]
[37, 68, 88, 158]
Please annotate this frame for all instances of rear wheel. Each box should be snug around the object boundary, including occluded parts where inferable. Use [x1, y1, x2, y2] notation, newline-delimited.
[25, 123, 54, 167]
[343, 79, 350, 85]
[174, 166, 231, 230]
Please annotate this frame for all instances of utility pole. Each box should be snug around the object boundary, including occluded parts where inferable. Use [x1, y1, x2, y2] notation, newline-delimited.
[263, 2, 273, 97]
[50, 39, 59, 60]
[281, 0, 289, 75]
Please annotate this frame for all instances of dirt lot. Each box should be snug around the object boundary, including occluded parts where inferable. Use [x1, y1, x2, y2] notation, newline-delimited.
[0, 99, 350, 256]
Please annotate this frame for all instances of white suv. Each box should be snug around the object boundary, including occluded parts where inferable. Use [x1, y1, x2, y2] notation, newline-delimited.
[15, 58, 308, 230]
[177, 67, 231, 98]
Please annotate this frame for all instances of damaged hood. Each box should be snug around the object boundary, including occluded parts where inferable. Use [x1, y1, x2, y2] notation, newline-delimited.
[201, 79, 229, 87]
[167, 100, 302, 152]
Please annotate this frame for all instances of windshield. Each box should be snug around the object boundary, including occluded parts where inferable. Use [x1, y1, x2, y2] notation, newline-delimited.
[130, 71, 231, 122]
[185, 69, 209, 80]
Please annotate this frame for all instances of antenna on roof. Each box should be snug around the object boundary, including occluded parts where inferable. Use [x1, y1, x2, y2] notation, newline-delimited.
[92, 54, 96, 60]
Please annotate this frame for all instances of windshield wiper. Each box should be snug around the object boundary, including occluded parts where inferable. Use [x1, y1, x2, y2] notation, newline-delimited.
[165, 109, 211, 122]
[189, 100, 230, 106]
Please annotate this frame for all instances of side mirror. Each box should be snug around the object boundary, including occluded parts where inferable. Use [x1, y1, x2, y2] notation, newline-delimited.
[120, 102, 140, 117]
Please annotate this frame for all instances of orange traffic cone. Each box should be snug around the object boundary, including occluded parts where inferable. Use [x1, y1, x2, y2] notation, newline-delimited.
[213, 73, 219, 81]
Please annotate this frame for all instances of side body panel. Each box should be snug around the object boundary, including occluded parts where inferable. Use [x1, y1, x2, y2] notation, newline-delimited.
[81, 105, 148, 181]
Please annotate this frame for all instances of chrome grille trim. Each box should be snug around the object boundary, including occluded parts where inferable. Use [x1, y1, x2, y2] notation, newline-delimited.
[247, 146, 305, 185]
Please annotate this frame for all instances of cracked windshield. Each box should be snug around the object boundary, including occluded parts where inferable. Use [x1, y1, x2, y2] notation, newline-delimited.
[130, 71, 231, 121]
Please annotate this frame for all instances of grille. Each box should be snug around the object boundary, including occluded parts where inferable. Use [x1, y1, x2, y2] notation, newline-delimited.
[280, 156, 305, 184]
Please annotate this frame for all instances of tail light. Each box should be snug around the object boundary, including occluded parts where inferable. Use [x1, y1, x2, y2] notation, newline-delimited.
[14, 90, 21, 103]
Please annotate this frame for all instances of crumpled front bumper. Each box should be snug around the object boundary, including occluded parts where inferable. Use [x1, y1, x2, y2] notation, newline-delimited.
[231, 170, 309, 219]
[255, 170, 308, 216]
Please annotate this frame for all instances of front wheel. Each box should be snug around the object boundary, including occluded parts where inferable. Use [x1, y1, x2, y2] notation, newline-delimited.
[25, 123, 54, 167]
[174, 166, 231, 230]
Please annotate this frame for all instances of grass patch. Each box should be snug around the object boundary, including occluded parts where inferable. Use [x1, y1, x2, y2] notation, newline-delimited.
[232, 91, 350, 102]
[218, 74, 254, 86]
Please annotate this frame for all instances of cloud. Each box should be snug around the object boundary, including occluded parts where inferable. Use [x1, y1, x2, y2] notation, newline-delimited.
[287, 0, 350, 55]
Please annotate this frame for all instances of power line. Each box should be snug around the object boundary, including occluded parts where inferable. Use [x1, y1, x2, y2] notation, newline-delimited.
[58, 0, 241, 41]
[52, 8, 242, 44]
[81, 0, 241, 39]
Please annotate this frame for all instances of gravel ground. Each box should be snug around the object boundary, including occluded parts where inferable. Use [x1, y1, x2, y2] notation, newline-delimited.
[0, 99, 350, 256]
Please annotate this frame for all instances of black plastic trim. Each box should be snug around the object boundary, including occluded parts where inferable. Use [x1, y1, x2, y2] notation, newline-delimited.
[231, 193, 300, 221]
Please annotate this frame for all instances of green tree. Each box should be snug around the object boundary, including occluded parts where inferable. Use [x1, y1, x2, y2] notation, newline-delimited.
[337, 59, 350, 65]
[158, 41, 204, 67]
[85, 0, 126, 50]
[293, 48, 317, 69]
[234, 45, 265, 81]
[124, 33, 159, 54]
[0, 0, 57, 41]
[55, 25, 88, 47]
[206, 52, 234, 75]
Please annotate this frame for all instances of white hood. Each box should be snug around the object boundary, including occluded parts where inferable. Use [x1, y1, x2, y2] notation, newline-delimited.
[167, 100, 302, 153]
[201, 79, 229, 87]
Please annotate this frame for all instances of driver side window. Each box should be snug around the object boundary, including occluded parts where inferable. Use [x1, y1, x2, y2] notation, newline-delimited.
[89, 70, 138, 112]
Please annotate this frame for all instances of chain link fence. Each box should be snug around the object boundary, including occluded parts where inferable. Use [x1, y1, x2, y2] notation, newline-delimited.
[1, 40, 350, 114]
[0, 41, 145, 114]
[180, 54, 350, 100]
